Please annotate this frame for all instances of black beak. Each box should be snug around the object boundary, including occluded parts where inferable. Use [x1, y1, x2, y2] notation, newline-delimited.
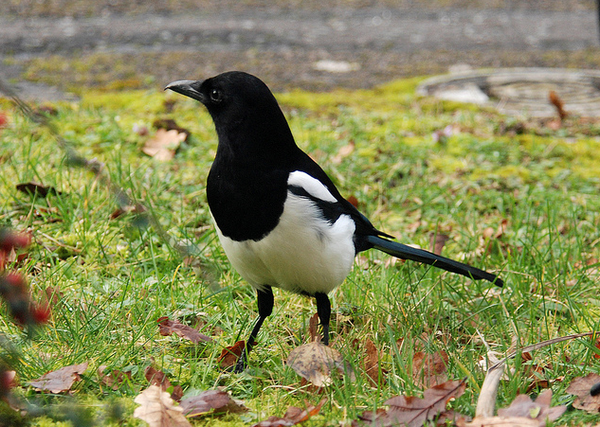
[164, 80, 205, 103]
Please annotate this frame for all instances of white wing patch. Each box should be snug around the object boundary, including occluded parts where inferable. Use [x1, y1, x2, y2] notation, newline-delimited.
[287, 171, 337, 203]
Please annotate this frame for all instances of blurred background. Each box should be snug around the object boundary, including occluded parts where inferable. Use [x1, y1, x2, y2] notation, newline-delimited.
[1, 0, 599, 99]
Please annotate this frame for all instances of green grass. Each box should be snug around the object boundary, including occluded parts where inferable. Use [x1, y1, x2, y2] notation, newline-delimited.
[1, 78, 600, 426]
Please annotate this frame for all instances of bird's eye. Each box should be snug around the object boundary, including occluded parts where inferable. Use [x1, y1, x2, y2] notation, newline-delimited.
[210, 88, 222, 103]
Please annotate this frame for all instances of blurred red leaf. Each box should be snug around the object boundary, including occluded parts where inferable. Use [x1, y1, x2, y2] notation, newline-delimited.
[157, 316, 212, 344]
[252, 398, 326, 427]
[29, 362, 88, 393]
[549, 90, 567, 121]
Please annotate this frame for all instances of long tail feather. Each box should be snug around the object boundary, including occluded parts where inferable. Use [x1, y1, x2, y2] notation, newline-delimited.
[367, 235, 503, 287]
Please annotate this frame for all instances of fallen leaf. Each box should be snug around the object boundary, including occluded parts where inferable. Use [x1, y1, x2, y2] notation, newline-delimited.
[29, 362, 88, 393]
[16, 182, 60, 198]
[287, 341, 348, 387]
[153, 118, 190, 138]
[549, 90, 568, 121]
[412, 351, 448, 388]
[496, 389, 565, 425]
[347, 195, 359, 208]
[467, 416, 539, 427]
[142, 129, 186, 161]
[308, 312, 319, 342]
[566, 372, 600, 412]
[145, 366, 183, 402]
[133, 385, 191, 427]
[429, 233, 450, 256]
[353, 379, 466, 427]
[157, 316, 212, 344]
[179, 390, 247, 417]
[217, 341, 245, 370]
[252, 398, 327, 427]
[98, 366, 132, 390]
[331, 141, 355, 164]
[364, 339, 383, 387]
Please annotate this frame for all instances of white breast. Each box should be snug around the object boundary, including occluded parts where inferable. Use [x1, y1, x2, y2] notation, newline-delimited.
[214, 172, 356, 295]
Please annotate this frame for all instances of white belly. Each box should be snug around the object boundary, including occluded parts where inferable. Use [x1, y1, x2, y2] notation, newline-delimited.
[214, 191, 356, 295]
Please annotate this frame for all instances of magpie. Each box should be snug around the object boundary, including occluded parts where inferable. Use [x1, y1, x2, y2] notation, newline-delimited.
[165, 71, 503, 372]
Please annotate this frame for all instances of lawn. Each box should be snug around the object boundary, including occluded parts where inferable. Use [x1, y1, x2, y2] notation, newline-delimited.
[0, 75, 599, 426]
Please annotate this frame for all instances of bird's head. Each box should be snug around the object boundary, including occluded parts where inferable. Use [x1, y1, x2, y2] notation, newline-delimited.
[165, 71, 296, 155]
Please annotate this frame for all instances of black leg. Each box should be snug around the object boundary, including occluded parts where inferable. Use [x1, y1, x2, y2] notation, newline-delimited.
[234, 286, 274, 373]
[315, 292, 331, 345]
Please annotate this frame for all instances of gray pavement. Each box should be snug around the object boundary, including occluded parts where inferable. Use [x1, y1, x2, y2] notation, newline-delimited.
[1, 3, 599, 98]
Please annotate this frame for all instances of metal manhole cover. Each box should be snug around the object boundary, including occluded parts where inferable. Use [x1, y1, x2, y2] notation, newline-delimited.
[417, 68, 600, 118]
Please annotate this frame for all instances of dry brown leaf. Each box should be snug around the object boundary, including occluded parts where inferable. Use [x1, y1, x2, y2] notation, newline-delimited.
[496, 389, 566, 425]
[152, 118, 191, 138]
[157, 316, 212, 344]
[429, 233, 450, 256]
[180, 390, 247, 417]
[353, 379, 466, 427]
[331, 141, 355, 164]
[287, 341, 349, 387]
[252, 397, 327, 427]
[16, 182, 60, 198]
[412, 351, 448, 388]
[145, 366, 183, 402]
[98, 366, 132, 391]
[133, 385, 191, 427]
[217, 341, 245, 370]
[364, 339, 383, 387]
[468, 416, 539, 427]
[566, 372, 600, 412]
[308, 312, 319, 342]
[29, 362, 88, 393]
[142, 129, 186, 161]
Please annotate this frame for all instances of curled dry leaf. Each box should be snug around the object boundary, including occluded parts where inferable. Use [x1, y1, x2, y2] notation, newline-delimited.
[353, 379, 467, 427]
[252, 397, 327, 427]
[287, 341, 349, 387]
[217, 341, 245, 370]
[157, 316, 212, 344]
[179, 390, 247, 418]
[142, 128, 187, 161]
[566, 372, 600, 412]
[29, 362, 88, 393]
[133, 385, 191, 427]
